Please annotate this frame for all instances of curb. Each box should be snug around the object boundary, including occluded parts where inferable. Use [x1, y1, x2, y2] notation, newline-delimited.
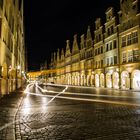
[13, 91, 26, 140]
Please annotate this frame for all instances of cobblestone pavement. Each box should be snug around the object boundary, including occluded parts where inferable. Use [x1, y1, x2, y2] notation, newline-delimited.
[0, 90, 24, 140]
[15, 93, 140, 140]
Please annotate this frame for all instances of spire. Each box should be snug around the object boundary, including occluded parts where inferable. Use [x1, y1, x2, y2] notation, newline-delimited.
[51, 53, 53, 62]
[44, 60, 47, 69]
[86, 26, 92, 48]
[54, 52, 56, 62]
[80, 34, 85, 49]
[61, 48, 64, 60]
[95, 18, 101, 30]
[72, 34, 79, 54]
[57, 48, 60, 62]
[65, 40, 71, 57]
[86, 26, 92, 39]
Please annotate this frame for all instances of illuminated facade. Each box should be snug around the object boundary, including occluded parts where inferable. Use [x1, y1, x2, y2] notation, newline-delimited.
[48, 0, 140, 90]
[0, 0, 25, 95]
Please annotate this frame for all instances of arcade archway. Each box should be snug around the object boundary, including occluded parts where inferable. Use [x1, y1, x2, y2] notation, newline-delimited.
[100, 73, 104, 87]
[113, 72, 119, 89]
[106, 73, 112, 88]
[95, 74, 99, 87]
[132, 70, 140, 90]
[121, 71, 130, 89]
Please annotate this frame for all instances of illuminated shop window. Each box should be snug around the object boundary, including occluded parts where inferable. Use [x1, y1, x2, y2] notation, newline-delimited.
[121, 71, 130, 89]
[95, 74, 99, 87]
[133, 70, 140, 89]
[100, 73, 104, 87]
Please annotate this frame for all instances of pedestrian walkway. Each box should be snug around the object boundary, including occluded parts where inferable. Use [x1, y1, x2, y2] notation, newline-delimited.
[0, 88, 24, 140]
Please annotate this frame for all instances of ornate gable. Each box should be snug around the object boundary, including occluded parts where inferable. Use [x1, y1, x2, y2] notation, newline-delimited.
[61, 48, 64, 60]
[86, 26, 92, 48]
[72, 34, 79, 54]
[65, 40, 71, 57]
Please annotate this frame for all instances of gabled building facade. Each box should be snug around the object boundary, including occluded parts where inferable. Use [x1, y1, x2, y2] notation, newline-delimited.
[48, 0, 140, 90]
[104, 7, 119, 89]
[118, 0, 140, 90]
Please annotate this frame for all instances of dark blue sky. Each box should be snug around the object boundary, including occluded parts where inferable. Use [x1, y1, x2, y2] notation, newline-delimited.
[24, 0, 120, 71]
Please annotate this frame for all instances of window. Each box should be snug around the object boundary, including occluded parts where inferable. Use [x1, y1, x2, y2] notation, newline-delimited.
[122, 31, 138, 47]
[110, 57, 113, 65]
[19, 0, 22, 10]
[132, 4, 136, 10]
[133, 50, 139, 61]
[122, 36, 126, 47]
[0, 0, 3, 9]
[111, 26, 114, 34]
[98, 48, 100, 54]
[106, 43, 109, 52]
[113, 40, 117, 49]
[110, 42, 112, 50]
[101, 46, 103, 53]
[107, 28, 110, 36]
[96, 61, 98, 68]
[128, 51, 133, 62]
[99, 61, 101, 68]
[107, 58, 109, 66]
[95, 49, 97, 56]
[114, 56, 117, 64]
[13, 0, 16, 5]
[132, 31, 138, 44]
[90, 51, 92, 57]
[99, 34, 101, 41]
[122, 52, 126, 63]
[96, 36, 98, 42]
[101, 60, 103, 67]
[127, 34, 132, 45]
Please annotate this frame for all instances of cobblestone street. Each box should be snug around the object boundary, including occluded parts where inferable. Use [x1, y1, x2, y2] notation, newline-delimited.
[15, 93, 140, 140]
[0, 91, 23, 140]
[1, 85, 140, 140]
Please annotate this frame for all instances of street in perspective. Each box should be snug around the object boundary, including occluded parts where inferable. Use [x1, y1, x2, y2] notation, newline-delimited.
[1, 82, 140, 140]
[0, 0, 140, 139]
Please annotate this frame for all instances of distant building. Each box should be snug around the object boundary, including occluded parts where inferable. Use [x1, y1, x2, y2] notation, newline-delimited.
[48, 0, 140, 90]
[0, 0, 25, 94]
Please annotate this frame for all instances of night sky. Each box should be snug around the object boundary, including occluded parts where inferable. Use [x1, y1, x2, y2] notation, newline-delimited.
[24, 0, 120, 71]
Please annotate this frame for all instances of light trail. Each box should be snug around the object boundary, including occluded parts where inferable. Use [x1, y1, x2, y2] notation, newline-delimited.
[0, 71, 139, 132]
[24, 90, 140, 107]
[0, 74, 68, 131]
[24, 80, 140, 107]
[62, 92, 139, 99]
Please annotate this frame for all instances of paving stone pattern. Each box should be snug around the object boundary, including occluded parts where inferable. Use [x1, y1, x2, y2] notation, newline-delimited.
[0, 92, 23, 140]
[15, 95, 140, 140]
